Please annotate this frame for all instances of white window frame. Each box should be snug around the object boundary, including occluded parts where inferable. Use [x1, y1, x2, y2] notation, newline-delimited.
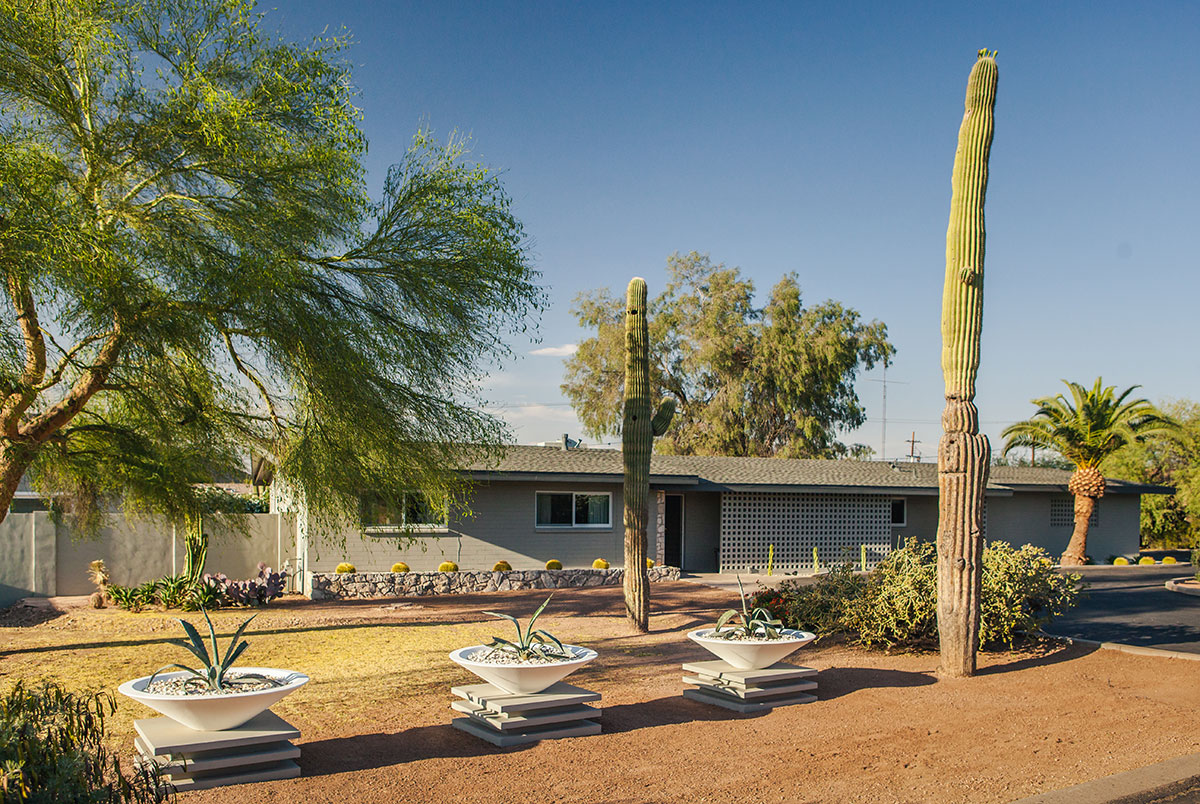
[534, 490, 613, 530]
[890, 498, 907, 528]
[362, 491, 449, 534]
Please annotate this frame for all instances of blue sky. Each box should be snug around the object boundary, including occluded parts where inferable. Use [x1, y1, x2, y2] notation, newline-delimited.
[274, 1, 1200, 459]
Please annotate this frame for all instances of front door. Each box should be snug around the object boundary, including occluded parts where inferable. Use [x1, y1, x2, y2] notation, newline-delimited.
[664, 494, 684, 568]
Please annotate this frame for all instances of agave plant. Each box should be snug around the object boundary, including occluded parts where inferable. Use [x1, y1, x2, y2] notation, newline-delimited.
[149, 607, 280, 692]
[709, 576, 786, 640]
[483, 595, 571, 661]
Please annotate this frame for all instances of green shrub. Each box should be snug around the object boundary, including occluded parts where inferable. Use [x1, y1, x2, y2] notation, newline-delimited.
[544, 559, 563, 570]
[844, 539, 938, 650]
[980, 542, 1081, 648]
[335, 562, 356, 574]
[492, 561, 512, 572]
[391, 562, 410, 573]
[592, 558, 610, 569]
[753, 563, 865, 637]
[438, 561, 459, 572]
[158, 574, 192, 609]
[757, 538, 1080, 651]
[0, 681, 163, 803]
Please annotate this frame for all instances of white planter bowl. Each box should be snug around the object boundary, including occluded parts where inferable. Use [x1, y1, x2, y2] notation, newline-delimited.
[688, 628, 815, 670]
[450, 645, 597, 695]
[118, 667, 309, 731]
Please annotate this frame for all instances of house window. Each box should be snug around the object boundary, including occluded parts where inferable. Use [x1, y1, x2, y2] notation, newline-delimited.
[535, 492, 611, 528]
[361, 491, 447, 531]
[1050, 497, 1097, 528]
[891, 498, 906, 528]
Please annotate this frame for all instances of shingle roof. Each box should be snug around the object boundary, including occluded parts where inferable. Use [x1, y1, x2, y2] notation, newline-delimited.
[467, 445, 1168, 495]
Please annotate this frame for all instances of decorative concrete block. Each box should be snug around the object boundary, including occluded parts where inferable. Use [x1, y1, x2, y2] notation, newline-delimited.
[450, 681, 601, 747]
[682, 660, 818, 713]
[134, 711, 300, 791]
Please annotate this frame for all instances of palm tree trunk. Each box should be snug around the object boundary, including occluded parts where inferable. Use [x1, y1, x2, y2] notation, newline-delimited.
[1060, 495, 1095, 566]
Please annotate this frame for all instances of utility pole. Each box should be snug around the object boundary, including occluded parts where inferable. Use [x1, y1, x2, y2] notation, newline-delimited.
[907, 431, 921, 461]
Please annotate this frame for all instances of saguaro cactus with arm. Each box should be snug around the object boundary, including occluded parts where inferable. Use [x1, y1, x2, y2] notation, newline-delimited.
[622, 278, 675, 632]
[937, 50, 998, 678]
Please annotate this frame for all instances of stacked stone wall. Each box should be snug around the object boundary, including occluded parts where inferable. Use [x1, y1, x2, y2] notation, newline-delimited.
[308, 565, 681, 600]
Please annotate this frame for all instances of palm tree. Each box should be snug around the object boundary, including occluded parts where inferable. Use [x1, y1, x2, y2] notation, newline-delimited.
[1001, 379, 1177, 566]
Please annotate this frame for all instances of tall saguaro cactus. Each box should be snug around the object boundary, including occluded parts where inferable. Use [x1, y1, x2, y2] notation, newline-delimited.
[937, 50, 998, 678]
[622, 278, 675, 632]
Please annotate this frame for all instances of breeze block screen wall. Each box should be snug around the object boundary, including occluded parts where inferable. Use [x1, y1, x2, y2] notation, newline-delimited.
[719, 492, 892, 573]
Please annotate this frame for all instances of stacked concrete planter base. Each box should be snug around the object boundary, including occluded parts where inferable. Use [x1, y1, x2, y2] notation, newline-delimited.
[309, 566, 681, 600]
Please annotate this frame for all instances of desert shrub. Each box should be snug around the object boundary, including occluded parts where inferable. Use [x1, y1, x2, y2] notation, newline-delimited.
[753, 563, 865, 637]
[157, 575, 192, 609]
[592, 558, 610, 569]
[492, 561, 512, 572]
[225, 564, 285, 606]
[844, 540, 938, 649]
[335, 562, 356, 574]
[544, 559, 562, 570]
[438, 561, 459, 572]
[182, 574, 228, 611]
[391, 562, 410, 573]
[0, 681, 163, 803]
[979, 542, 1081, 648]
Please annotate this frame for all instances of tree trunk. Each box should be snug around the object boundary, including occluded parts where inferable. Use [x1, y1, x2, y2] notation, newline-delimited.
[0, 444, 35, 527]
[936, 409, 990, 678]
[1060, 495, 1095, 566]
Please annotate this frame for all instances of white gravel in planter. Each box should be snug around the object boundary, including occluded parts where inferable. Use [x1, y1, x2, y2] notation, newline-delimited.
[144, 671, 284, 696]
[465, 646, 581, 665]
[706, 630, 804, 643]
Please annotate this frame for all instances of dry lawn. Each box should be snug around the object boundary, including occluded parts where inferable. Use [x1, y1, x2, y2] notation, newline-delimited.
[2, 583, 1198, 803]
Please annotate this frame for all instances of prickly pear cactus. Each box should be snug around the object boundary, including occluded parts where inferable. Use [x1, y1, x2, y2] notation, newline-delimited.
[937, 49, 997, 678]
[622, 277, 675, 632]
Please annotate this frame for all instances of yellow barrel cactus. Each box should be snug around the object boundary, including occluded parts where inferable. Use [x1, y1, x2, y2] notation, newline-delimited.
[493, 560, 512, 572]
[391, 562, 409, 573]
[335, 562, 356, 574]
[1112, 557, 1130, 565]
[545, 559, 563, 570]
[438, 561, 459, 572]
[592, 558, 610, 569]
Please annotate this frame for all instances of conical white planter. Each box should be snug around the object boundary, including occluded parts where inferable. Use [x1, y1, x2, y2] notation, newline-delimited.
[118, 668, 309, 731]
[688, 628, 814, 670]
[450, 646, 597, 695]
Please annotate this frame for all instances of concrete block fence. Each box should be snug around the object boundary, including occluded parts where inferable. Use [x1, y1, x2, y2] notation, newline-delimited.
[307, 565, 682, 600]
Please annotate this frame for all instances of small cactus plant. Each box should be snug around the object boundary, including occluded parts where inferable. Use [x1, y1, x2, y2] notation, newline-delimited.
[493, 560, 512, 572]
[1113, 556, 1130, 565]
[391, 562, 410, 573]
[438, 561, 459, 572]
[335, 562, 356, 574]
[545, 559, 563, 570]
[592, 558, 610, 569]
[1162, 556, 1177, 565]
[646, 558, 654, 569]
[1139, 556, 1155, 565]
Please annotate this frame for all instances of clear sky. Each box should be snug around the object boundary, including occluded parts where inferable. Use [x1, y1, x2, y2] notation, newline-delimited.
[272, 1, 1200, 459]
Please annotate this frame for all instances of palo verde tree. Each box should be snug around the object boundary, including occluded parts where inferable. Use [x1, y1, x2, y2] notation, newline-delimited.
[563, 252, 891, 458]
[1002, 379, 1177, 565]
[0, 0, 543, 533]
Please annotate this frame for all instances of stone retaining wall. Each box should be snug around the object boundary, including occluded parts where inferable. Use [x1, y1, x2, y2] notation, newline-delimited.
[308, 565, 682, 600]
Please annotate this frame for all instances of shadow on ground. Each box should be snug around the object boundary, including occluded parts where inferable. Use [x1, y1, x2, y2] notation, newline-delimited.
[300, 723, 532, 775]
[815, 667, 937, 699]
[977, 642, 1098, 675]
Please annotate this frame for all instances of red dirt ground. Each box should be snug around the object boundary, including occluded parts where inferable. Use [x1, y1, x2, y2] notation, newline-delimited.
[7, 583, 1200, 803]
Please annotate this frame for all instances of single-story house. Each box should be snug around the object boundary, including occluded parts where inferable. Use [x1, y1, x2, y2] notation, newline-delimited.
[280, 445, 1169, 579]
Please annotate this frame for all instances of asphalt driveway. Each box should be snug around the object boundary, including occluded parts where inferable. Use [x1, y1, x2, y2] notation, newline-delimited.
[1046, 565, 1200, 654]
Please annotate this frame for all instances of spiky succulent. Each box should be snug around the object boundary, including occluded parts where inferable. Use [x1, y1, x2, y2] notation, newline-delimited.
[149, 607, 281, 692]
[483, 595, 571, 661]
[709, 576, 786, 640]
